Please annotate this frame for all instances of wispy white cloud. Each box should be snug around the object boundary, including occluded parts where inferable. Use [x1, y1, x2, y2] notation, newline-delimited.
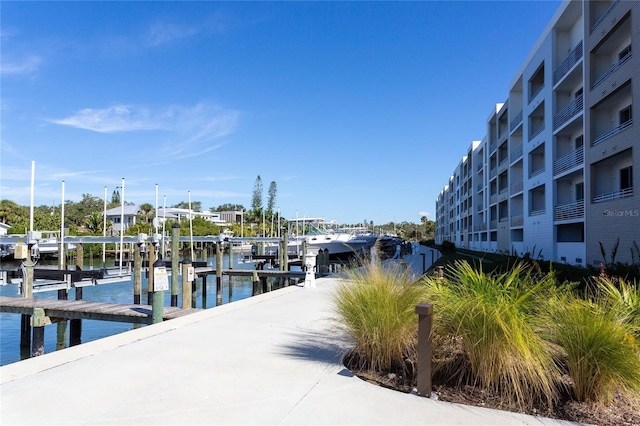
[0, 54, 42, 75]
[419, 211, 432, 218]
[142, 22, 200, 47]
[49, 102, 241, 156]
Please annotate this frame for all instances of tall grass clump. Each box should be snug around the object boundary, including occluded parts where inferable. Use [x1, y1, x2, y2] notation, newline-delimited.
[548, 278, 640, 404]
[333, 261, 426, 373]
[422, 261, 560, 410]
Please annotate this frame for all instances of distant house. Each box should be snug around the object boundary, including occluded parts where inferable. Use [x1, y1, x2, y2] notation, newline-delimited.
[218, 210, 244, 224]
[105, 205, 140, 234]
[0, 222, 10, 236]
[157, 208, 227, 226]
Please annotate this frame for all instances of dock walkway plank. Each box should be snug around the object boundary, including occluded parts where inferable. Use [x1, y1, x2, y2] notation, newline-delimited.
[0, 296, 199, 325]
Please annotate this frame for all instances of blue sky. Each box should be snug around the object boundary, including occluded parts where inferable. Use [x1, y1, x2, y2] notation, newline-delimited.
[1, 1, 561, 225]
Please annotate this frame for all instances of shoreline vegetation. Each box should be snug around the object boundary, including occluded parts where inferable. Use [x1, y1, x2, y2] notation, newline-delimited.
[334, 250, 640, 426]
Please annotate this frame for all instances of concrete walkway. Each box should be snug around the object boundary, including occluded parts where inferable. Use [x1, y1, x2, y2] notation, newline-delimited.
[1, 253, 581, 425]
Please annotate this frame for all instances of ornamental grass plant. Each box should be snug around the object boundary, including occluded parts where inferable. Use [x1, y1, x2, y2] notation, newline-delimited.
[547, 278, 640, 405]
[334, 260, 426, 373]
[421, 261, 561, 411]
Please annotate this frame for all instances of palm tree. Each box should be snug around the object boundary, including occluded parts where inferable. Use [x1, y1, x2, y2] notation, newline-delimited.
[85, 211, 103, 234]
[139, 203, 154, 223]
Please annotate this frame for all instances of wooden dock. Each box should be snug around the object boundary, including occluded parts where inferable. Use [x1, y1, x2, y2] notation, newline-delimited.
[0, 296, 199, 325]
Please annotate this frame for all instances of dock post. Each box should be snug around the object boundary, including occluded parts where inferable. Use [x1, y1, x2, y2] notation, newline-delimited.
[56, 287, 68, 350]
[32, 307, 47, 357]
[202, 243, 208, 264]
[282, 233, 289, 287]
[70, 243, 84, 346]
[151, 259, 167, 324]
[215, 241, 223, 294]
[19, 259, 35, 352]
[148, 242, 156, 305]
[415, 303, 433, 397]
[181, 258, 192, 309]
[134, 242, 142, 304]
[171, 224, 180, 307]
[252, 271, 259, 296]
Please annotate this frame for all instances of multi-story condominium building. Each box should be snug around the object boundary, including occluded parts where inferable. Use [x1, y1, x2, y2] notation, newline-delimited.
[435, 0, 639, 267]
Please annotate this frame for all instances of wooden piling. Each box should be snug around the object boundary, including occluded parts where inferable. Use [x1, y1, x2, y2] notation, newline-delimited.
[151, 259, 165, 324]
[252, 270, 259, 296]
[56, 288, 67, 351]
[70, 243, 83, 347]
[134, 243, 142, 304]
[215, 241, 223, 294]
[31, 307, 47, 357]
[171, 223, 180, 307]
[148, 242, 156, 305]
[181, 259, 192, 309]
[19, 259, 35, 350]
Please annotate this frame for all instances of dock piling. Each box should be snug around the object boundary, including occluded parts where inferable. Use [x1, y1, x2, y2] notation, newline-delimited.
[181, 259, 192, 309]
[171, 223, 180, 307]
[134, 243, 142, 304]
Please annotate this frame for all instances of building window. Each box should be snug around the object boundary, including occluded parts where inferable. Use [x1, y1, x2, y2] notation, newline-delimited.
[619, 44, 632, 61]
[574, 87, 583, 98]
[576, 182, 584, 201]
[620, 166, 633, 190]
[620, 105, 632, 125]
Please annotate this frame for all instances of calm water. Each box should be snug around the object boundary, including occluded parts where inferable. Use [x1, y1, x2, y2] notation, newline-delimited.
[0, 254, 288, 366]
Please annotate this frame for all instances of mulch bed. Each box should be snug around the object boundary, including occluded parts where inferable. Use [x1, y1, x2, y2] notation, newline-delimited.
[351, 367, 640, 426]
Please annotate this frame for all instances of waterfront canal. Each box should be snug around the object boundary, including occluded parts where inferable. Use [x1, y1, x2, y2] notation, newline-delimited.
[0, 254, 284, 366]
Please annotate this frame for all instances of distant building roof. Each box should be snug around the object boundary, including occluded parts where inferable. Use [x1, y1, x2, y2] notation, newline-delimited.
[105, 205, 140, 217]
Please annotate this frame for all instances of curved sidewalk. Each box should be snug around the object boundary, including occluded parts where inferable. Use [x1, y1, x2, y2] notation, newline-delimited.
[1, 271, 581, 425]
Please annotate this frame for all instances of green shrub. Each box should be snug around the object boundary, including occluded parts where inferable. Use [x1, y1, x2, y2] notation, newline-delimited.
[334, 262, 426, 373]
[439, 240, 456, 254]
[547, 281, 640, 404]
[422, 261, 560, 410]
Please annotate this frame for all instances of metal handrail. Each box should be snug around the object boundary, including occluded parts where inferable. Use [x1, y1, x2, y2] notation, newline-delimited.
[553, 40, 583, 85]
[511, 181, 523, 194]
[554, 146, 584, 175]
[591, 0, 620, 32]
[593, 187, 633, 203]
[592, 119, 633, 146]
[592, 50, 631, 89]
[530, 209, 546, 216]
[510, 215, 523, 227]
[530, 167, 545, 179]
[530, 124, 545, 140]
[510, 110, 523, 131]
[510, 145, 523, 163]
[554, 94, 583, 130]
[529, 85, 544, 103]
[555, 199, 585, 220]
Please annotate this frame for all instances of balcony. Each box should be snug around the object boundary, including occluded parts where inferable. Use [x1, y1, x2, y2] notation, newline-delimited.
[477, 184, 483, 192]
[510, 215, 523, 227]
[490, 167, 497, 179]
[530, 167, 546, 179]
[499, 217, 509, 223]
[554, 146, 584, 176]
[554, 95, 583, 130]
[555, 199, 585, 221]
[499, 127, 509, 141]
[592, 119, 632, 146]
[477, 163, 483, 172]
[592, 48, 632, 89]
[489, 140, 497, 153]
[510, 180, 523, 194]
[553, 41, 583, 85]
[530, 124, 545, 140]
[490, 219, 497, 229]
[490, 193, 498, 205]
[510, 110, 523, 132]
[530, 208, 546, 216]
[591, 0, 620, 32]
[510, 145, 523, 163]
[593, 187, 633, 203]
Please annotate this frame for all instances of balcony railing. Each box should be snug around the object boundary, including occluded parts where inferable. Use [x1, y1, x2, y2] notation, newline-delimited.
[489, 140, 497, 153]
[555, 199, 584, 221]
[529, 85, 544, 103]
[510, 144, 523, 163]
[490, 219, 497, 229]
[592, 119, 633, 146]
[510, 110, 523, 132]
[591, 0, 620, 32]
[530, 167, 546, 179]
[477, 163, 483, 172]
[490, 193, 498, 205]
[511, 180, 523, 194]
[593, 187, 633, 203]
[499, 187, 508, 195]
[499, 217, 509, 223]
[499, 156, 508, 167]
[553, 40, 583, 85]
[553, 94, 583, 130]
[530, 208, 546, 216]
[477, 183, 483, 192]
[477, 204, 483, 212]
[499, 127, 509, 141]
[554, 146, 584, 176]
[510, 215, 523, 227]
[592, 49, 632, 89]
[490, 167, 497, 179]
[530, 124, 545, 140]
